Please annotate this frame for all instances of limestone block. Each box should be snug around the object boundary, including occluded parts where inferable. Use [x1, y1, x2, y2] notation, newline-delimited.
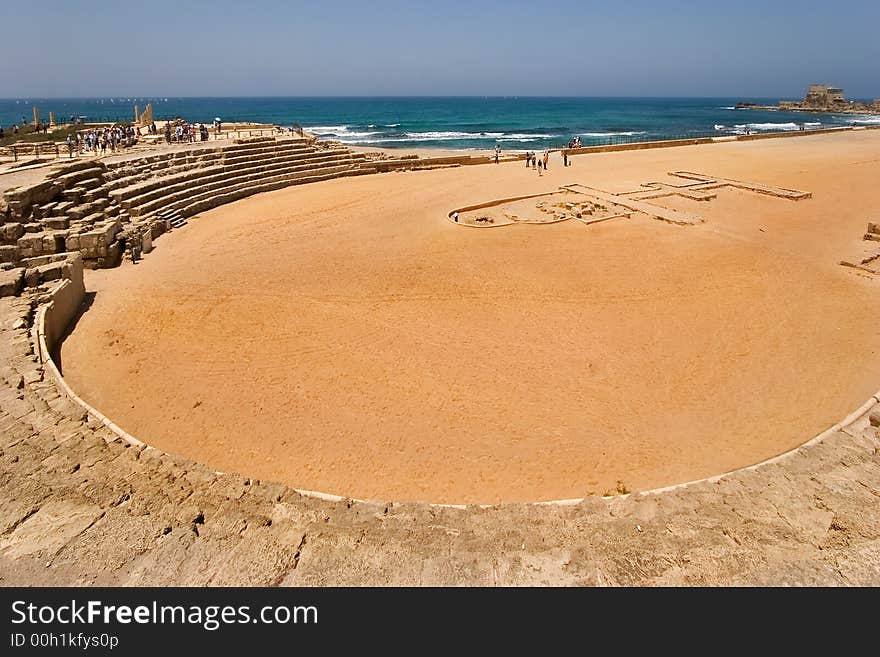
[41, 233, 61, 254]
[2, 223, 24, 242]
[42, 217, 69, 231]
[4, 180, 61, 209]
[52, 201, 74, 216]
[141, 230, 153, 254]
[0, 245, 19, 263]
[16, 233, 46, 258]
[95, 241, 122, 268]
[0, 267, 24, 297]
[36, 261, 64, 282]
[60, 252, 84, 294]
[23, 268, 40, 288]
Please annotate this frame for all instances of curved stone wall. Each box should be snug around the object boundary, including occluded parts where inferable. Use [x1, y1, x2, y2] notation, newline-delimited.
[0, 247, 878, 584]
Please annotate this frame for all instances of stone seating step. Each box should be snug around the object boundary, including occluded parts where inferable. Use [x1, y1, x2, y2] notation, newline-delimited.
[111, 164, 228, 203]
[122, 152, 359, 216]
[104, 142, 318, 199]
[78, 177, 104, 190]
[61, 187, 86, 203]
[221, 149, 346, 176]
[221, 142, 315, 165]
[81, 212, 106, 226]
[128, 155, 361, 217]
[40, 217, 69, 230]
[46, 159, 105, 177]
[170, 163, 361, 216]
[175, 167, 364, 219]
[49, 167, 107, 188]
[50, 201, 75, 217]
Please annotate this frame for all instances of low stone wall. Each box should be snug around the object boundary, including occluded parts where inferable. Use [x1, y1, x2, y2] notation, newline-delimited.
[735, 126, 851, 141]
[370, 154, 492, 172]
[564, 124, 880, 158]
[565, 137, 714, 157]
[35, 253, 84, 360]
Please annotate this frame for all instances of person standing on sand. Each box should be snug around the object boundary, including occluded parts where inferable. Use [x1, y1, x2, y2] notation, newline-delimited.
[563, 150, 568, 167]
[543, 150, 549, 171]
[495, 144, 500, 164]
[537, 158, 543, 176]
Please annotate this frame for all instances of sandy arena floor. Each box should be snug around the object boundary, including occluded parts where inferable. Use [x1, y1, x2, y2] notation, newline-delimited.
[60, 131, 880, 504]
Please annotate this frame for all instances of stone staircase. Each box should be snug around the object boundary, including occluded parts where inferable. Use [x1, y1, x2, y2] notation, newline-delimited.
[156, 208, 187, 229]
[0, 136, 373, 272]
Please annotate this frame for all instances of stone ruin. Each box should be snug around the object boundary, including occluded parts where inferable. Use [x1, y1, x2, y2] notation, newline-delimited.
[840, 222, 880, 275]
[138, 103, 154, 127]
[0, 135, 375, 298]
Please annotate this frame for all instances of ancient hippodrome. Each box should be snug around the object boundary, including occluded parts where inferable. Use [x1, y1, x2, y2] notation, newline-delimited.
[1, 123, 880, 586]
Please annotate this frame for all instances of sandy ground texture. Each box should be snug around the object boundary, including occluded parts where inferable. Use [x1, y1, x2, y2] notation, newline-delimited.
[60, 130, 880, 504]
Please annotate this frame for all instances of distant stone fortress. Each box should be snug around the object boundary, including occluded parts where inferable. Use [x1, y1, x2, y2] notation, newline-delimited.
[736, 84, 880, 114]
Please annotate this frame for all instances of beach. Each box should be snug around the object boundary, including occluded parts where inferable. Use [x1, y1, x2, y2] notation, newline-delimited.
[55, 129, 880, 504]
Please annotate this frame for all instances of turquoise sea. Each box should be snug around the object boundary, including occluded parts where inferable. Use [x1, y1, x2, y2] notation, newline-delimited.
[1, 97, 878, 151]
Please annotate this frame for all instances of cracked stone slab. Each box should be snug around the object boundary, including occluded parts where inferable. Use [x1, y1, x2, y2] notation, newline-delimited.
[0, 499, 103, 559]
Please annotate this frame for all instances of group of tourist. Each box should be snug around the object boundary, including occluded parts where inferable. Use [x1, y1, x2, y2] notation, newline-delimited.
[0, 122, 50, 139]
[567, 136, 583, 149]
[163, 122, 210, 144]
[525, 150, 551, 175]
[65, 124, 140, 158]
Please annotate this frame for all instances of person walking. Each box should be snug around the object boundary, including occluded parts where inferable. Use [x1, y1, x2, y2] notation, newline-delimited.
[537, 158, 543, 176]
[494, 144, 500, 164]
[543, 150, 549, 171]
[563, 150, 568, 167]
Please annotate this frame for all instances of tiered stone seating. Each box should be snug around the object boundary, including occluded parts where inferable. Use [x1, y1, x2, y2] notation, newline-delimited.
[1, 136, 374, 269]
[99, 138, 372, 247]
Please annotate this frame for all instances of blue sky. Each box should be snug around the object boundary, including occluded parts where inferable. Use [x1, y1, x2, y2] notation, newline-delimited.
[2, 0, 878, 97]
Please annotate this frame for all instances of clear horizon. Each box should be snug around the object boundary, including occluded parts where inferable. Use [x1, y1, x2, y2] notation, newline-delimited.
[2, 0, 878, 98]
[0, 94, 875, 100]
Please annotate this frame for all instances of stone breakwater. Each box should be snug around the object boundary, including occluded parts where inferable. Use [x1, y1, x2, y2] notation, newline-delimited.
[0, 253, 879, 585]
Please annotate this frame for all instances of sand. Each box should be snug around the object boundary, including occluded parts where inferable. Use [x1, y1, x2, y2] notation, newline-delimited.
[59, 130, 880, 504]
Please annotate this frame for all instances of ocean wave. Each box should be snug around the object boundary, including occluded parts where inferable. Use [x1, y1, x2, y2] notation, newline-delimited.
[304, 125, 350, 133]
[738, 122, 800, 131]
[335, 133, 553, 145]
[578, 131, 646, 137]
[496, 132, 556, 139]
[720, 106, 737, 110]
[850, 116, 880, 125]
